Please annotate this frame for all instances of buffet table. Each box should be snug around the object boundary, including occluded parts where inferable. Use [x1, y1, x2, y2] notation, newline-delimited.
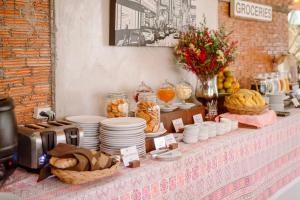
[1, 109, 300, 200]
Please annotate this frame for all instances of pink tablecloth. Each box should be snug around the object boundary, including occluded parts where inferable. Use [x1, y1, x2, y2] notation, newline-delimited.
[1, 109, 300, 200]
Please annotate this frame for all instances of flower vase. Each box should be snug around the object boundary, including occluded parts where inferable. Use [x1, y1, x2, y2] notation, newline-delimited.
[195, 76, 218, 120]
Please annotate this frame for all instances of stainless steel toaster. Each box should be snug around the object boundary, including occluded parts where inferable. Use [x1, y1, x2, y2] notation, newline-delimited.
[17, 120, 83, 170]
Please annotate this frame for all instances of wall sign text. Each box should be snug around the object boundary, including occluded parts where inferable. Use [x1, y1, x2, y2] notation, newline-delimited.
[230, 0, 272, 22]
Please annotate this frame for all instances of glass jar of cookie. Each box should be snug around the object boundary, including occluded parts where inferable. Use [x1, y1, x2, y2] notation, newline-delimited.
[136, 93, 160, 133]
[106, 93, 129, 118]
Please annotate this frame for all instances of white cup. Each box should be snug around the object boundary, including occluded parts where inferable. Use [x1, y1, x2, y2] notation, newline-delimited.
[231, 120, 239, 130]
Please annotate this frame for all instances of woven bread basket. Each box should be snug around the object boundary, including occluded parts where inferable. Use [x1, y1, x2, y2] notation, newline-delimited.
[51, 160, 120, 184]
[224, 103, 268, 115]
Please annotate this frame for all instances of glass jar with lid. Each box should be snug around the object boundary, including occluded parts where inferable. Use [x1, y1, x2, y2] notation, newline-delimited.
[134, 81, 153, 103]
[157, 80, 176, 106]
[252, 73, 268, 95]
[175, 80, 193, 103]
[136, 93, 160, 133]
[265, 73, 274, 95]
[106, 92, 129, 118]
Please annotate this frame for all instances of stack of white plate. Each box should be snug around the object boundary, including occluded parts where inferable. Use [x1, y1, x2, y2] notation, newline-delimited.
[100, 117, 146, 157]
[66, 115, 106, 151]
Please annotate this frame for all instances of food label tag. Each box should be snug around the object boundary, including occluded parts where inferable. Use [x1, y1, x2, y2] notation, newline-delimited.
[291, 98, 300, 107]
[172, 118, 184, 133]
[120, 146, 139, 167]
[193, 114, 203, 124]
[165, 134, 177, 147]
[154, 136, 166, 150]
[160, 122, 165, 130]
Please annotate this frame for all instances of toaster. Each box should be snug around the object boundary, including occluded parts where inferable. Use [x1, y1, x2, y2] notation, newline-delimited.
[17, 120, 83, 170]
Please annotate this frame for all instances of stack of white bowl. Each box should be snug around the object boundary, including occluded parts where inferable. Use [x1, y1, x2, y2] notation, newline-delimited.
[269, 94, 284, 111]
[220, 118, 239, 132]
[183, 124, 199, 144]
[66, 115, 106, 151]
[198, 124, 209, 141]
[202, 122, 217, 138]
[100, 117, 146, 157]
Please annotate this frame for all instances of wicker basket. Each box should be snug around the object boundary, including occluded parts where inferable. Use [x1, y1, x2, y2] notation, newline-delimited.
[51, 161, 120, 184]
[224, 103, 268, 115]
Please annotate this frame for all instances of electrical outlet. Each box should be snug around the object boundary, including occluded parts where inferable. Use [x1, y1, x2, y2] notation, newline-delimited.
[33, 107, 52, 119]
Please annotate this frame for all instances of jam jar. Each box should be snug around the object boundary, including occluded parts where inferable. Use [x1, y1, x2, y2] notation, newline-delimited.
[136, 93, 160, 133]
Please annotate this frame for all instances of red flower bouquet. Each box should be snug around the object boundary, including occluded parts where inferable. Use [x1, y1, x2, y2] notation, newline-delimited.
[175, 20, 237, 81]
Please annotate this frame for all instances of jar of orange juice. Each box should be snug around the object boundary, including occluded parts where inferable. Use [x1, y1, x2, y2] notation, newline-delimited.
[157, 80, 176, 106]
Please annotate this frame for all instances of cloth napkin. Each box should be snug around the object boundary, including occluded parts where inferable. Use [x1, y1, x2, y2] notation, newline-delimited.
[220, 110, 277, 128]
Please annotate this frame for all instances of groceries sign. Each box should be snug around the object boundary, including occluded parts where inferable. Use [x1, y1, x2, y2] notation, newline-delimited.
[230, 0, 272, 22]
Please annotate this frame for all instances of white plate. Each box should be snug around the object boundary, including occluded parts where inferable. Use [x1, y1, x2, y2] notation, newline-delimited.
[100, 128, 145, 135]
[174, 103, 196, 110]
[100, 117, 146, 128]
[159, 105, 178, 112]
[173, 133, 184, 142]
[155, 150, 182, 161]
[100, 136, 144, 142]
[101, 125, 146, 131]
[66, 115, 106, 124]
[146, 128, 167, 138]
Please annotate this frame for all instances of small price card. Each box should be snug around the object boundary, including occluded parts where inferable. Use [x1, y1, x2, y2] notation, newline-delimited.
[165, 134, 177, 147]
[193, 114, 203, 124]
[154, 136, 166, 150]
[172, 118, 184, 133]
[120, 146, 139, 167]
[291, 98, 300, 107]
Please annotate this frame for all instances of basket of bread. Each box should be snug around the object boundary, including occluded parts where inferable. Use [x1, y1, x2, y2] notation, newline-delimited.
[224, 89, 267, 115]
[45, 143, 120, 184]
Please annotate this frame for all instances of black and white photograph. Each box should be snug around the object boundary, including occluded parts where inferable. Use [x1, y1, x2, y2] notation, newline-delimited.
[110, 0, 199, 47]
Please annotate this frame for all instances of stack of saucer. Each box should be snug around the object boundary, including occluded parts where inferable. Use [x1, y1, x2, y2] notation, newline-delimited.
[100, 117, 146, 157]
[66, 115, 106, 151]
[269, 94, 284, 111]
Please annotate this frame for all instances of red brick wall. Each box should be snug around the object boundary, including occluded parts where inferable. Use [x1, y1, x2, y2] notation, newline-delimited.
[0, 0, 52, 124]
[219, 0, 289, 87]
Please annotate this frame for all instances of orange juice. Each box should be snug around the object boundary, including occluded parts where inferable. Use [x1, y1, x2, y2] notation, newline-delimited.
[279, 79, 284, 91]
[285, 79, 290, 92]
[157, 88, 176, 103]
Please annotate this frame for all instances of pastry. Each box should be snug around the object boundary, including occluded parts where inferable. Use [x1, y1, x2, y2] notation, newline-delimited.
[50, 157, 78, 169]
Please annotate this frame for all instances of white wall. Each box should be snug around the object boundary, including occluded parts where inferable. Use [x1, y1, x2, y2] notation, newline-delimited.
[55, 0, 218, 118]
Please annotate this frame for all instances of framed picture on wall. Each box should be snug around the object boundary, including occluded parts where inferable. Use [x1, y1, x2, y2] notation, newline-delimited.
[109, 0, 202, 47]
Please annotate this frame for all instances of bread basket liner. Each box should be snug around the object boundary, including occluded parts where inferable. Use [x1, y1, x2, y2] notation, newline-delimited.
[51, 160, 121, 184]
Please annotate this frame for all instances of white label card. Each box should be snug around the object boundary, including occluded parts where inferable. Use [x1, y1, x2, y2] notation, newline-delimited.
[193, 114, 203, 124]
[154, 136, 166, 150]
[165, 134, 177, 147]
[120, 146, 139, 167]
[172, 118, 184, 133]
[291, 98, 300, 107]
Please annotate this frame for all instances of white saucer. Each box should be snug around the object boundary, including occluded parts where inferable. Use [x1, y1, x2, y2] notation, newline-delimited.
[175, 103, 196, 110]
[173, 133, 184, 142]
[146, 128, 167, 138]
[159, 105, 178, 112]
[66, 115, 106, 124]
